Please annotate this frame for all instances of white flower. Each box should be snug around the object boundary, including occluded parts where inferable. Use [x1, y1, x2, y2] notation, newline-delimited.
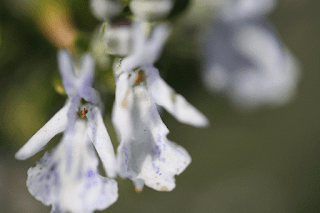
[115, 19, 208, 127]
[26, 117, 118, 213]
[112, 66, 208, 192]
[111, 17, 208, 191]
[15, 49, 118, 212]
[202, 0, 300, 109]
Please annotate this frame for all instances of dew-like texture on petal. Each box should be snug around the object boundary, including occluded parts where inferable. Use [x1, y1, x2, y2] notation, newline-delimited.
[87, 106, 117, 178]
[203, 18, 300, 109]
[15, 100, 71, 160]
[27, 120, 118, 213]
[146, 66, 209, 127]
[113, 73, 191, 191]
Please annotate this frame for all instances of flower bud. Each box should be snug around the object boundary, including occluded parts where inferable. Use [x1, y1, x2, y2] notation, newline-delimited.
[130, 0, 173, 21]
[103, 17, 133, 56]
[90, 0, 124, 21]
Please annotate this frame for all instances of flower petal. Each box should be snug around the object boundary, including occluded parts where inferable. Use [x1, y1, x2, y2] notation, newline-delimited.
[146, 23, 170, 63]
[60, 120, 118, 212]
[120, 22, 145, 72]
[136, 140, 191, 191]
[113, 73, 191, 191]
[146, 66, 209, 127]
[15, 100, 71, 160]
[78, 54, 100, 104]
[58, 167, 118, 213]
[57, 49, 77, 97]
[121, 22, 170, 72]
[28, 119, 118, 213]
[87, 106, 117, 178]
[27, 151, 59, 207]
[112, 73, 133, 141]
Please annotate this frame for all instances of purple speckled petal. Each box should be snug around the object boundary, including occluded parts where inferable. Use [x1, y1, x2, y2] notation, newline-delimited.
[27, 151, 60, 207]
[113, 72, 191, 191]
[78, 168, 118, 212]
[58, 120, 118, 212]
[27, 120, 118, 213]
[18, 49, 117, 212]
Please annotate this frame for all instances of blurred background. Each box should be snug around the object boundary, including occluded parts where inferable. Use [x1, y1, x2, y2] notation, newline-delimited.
[0, 0, 320, 212]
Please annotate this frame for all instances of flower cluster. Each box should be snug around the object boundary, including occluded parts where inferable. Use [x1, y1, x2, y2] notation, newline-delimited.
[15, 0, 301, 212]
[15, 0, 208, 212]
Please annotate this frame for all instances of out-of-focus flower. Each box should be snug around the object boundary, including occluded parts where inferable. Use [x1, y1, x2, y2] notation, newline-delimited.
[90, 0, 124, 21]
[103, 16, 133, 56]
[214, 0, 277, 21]
[15, 50, 118, 212]
[130, 0, 174, 21]
[202, 0, 300, 109]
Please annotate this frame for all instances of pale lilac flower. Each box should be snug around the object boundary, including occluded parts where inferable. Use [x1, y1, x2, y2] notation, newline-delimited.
[202, 0, 300, 109]
[117, 20, 208, 126]
[112, 20, 208, 191]
[112, 65, 208, 192]
[15, 50, 118, 213]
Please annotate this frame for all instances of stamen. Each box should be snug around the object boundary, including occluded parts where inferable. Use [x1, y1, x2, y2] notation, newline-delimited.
[134, 70, 144, 84]
[78, 108, 88, 118]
